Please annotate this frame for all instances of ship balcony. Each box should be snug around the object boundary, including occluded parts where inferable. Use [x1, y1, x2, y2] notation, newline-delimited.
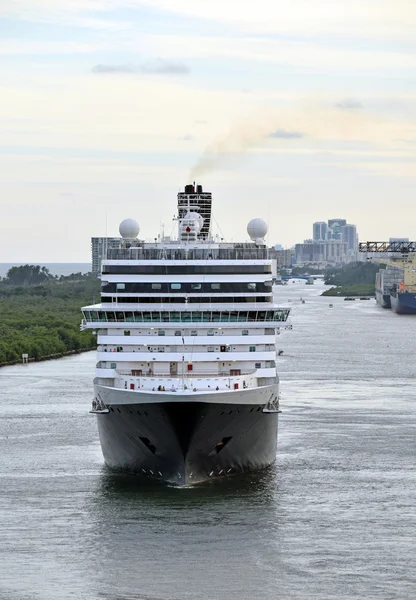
[114, 370, 258, 393]
[94, 367, 277, 392]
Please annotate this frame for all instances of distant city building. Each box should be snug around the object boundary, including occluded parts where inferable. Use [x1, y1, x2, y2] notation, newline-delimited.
[295, 241, 326, 264]
[269, 247, 295, 269]
[313, 221, 327, 241]
[302, 217, 359, 264]
[91, 237, 121, 276]
[341, 224, 357, 251]
[295, 240, 348, 266]
[328, 219, 347, 228]
[325, 240, 348, 264]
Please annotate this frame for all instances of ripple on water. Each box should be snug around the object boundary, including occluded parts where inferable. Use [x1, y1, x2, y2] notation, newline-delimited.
[0, 284, 415, 599]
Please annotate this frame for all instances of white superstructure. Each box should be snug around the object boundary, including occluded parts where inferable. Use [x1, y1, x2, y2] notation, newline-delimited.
[82, 187, 289, 400]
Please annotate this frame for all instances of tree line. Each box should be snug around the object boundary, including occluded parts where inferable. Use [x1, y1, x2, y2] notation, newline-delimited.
[324, 262, 383, 287]
[0, 265, 99, 364]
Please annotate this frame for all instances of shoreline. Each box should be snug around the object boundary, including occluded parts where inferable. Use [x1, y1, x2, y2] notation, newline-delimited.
[0, 346, 95, 369]
[321, 285, 375, 297]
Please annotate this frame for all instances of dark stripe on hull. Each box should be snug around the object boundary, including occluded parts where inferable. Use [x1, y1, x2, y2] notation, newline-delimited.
[390, 292, 416, 315]
[96, 402, 278, 486]
[375, 289, 391, 309]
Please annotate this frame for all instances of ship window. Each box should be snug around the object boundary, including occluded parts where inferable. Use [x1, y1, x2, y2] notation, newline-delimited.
[247, 283, 257, 291]
[249, 346, 256, 352]
[116, 283, 125, 290]
[255, 363, 261, 368]
[110, 363, 117, 369]
[158, 348, 165, 352]
[171, 283, 182, 290]
[158, 330, 165, 336]
[191, 283, 202, 290]
[211, 283, 221, 290]
[152, 283, 162, 290]
[190, 330, 198, 336]
[207, 347, 215, 352]
[174, 330, 182, 336]
[207, 330, 215, 336]
[242, 330, 249, 335]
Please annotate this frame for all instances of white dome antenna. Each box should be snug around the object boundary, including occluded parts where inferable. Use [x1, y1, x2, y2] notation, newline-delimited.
[247, 218, 268, 244]
[185, 211, 204, 230]
[119, 218, 140, 239]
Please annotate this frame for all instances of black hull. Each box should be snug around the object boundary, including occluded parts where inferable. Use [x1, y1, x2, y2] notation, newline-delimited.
[375, 289, 391, 309]
[96, 402, 278, 485]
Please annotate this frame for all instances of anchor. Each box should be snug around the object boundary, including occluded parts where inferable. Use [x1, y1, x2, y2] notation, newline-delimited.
[89, 394, 110, 414]
[262, 392, 281, 414]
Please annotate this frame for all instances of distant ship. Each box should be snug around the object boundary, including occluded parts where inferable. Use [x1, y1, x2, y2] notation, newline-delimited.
[82, 184, 291, 485]
[375, 268, 402, 309]
[360, 241, 416, 314]
[390, 286, 416, 314]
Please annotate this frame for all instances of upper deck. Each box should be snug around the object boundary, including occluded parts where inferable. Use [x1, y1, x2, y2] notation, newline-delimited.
[105, 244, 269, 262]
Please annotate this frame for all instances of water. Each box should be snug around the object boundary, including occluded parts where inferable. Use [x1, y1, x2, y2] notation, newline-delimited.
[0, 263, 90, 278]
[1, 281, 415, 600]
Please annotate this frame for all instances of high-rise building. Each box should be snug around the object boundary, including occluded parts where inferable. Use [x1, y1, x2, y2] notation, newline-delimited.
[295, 239, 348, 265]
[91, 237, 121, 276]
[313, 221, 327, 241]
[295, 241, 326, 264]
[328, 219, 347, 228]
[325, 240, 348, 263]
[341, 224, 357, 253]
[327, 219, 347, 242]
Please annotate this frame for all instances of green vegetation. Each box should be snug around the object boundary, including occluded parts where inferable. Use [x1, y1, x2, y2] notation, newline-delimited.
[321, 261, 382, 297]
[322, 284, 375, 297]
[324, 261, 383, 286]
[0, 265, 99, 365]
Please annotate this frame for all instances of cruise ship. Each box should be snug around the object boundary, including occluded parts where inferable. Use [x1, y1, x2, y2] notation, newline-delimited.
[81, 184, 291, 485]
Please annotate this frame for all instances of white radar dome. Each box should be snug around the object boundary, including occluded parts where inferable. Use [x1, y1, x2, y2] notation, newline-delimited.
[185, 212, 204, 229]
[247, 218, 268, 241]
[119, 218, 140, 239]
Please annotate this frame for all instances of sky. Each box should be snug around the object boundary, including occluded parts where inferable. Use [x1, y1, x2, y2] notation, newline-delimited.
[1, 0, 415, 261]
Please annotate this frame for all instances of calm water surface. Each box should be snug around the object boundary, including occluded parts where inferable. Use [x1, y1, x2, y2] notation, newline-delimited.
[1, 282, 415, 600]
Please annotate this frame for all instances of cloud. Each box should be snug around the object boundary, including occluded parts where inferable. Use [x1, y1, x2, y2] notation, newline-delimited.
[269, 128, 304, 139]
[336, 99, 363, 110]
[92, 60, 190, 75]
[3, 0, 416, 43]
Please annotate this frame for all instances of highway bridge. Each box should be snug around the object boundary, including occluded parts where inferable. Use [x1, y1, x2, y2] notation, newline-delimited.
[280, 275, 325, 281]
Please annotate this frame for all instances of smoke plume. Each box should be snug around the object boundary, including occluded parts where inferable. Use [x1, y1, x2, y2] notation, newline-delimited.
[189, 102, 396, 179]
[189, 115, 299, 179]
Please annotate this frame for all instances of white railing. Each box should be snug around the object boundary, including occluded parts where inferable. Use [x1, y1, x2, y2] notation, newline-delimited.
[112, 371, 258, 393]
[116, 369, 256, 378]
